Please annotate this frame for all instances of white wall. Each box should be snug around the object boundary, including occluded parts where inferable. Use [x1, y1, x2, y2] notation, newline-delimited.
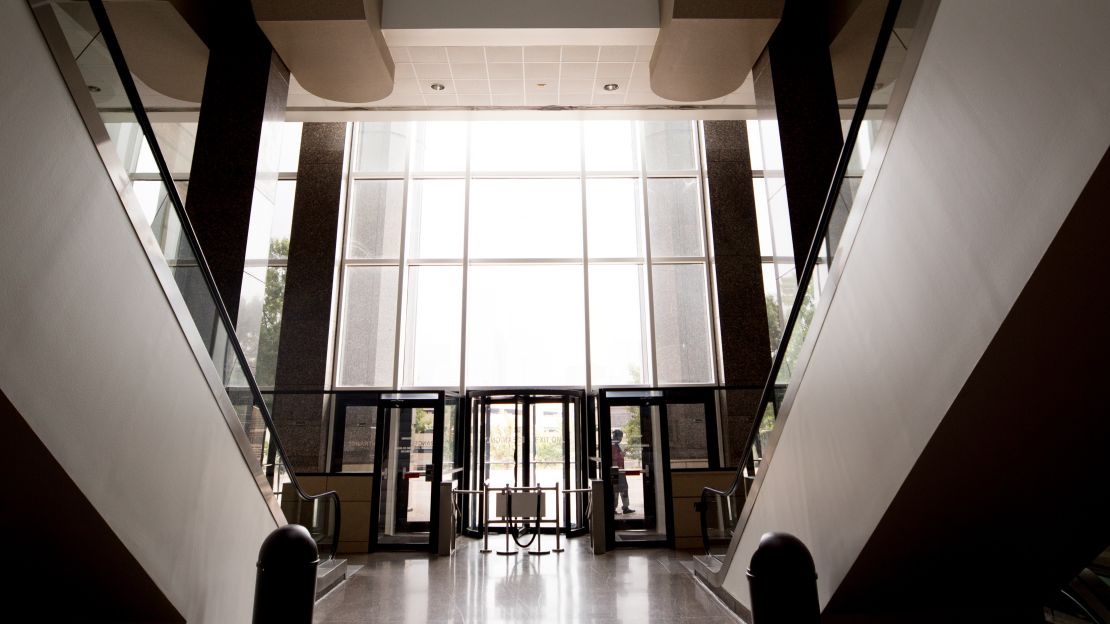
[722, 0, 1110, 608]
[0, 3, 279, 622]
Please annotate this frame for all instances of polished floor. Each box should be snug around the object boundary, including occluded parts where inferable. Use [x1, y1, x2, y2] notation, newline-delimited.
[314, 537, 740, 623]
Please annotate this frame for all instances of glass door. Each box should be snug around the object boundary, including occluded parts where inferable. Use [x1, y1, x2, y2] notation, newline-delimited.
[604, 401, 670, 545]
[371, 394, 444, 550]
[597, 387, 720, 549]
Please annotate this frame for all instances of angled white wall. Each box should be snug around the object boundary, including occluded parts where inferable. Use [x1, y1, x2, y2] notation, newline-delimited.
[0, 3, 279, 622]
[722, 0, 1110, 610]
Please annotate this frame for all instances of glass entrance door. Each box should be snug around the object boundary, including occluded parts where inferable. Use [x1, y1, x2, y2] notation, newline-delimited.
[605, 401, 669, 544]
[598, 387, 720, 549]
[463, 390, 587, 535]
[371, 394, 445, 549]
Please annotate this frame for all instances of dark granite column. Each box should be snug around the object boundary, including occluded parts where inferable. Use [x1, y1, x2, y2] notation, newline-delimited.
[704, 121, 773, 467]
[272, 123, 347, 472]
[185, 18, 289, 322]
[755, 0, 843, 276]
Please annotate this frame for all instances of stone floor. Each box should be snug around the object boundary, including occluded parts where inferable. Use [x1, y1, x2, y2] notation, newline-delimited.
[314, 537, 741, 623]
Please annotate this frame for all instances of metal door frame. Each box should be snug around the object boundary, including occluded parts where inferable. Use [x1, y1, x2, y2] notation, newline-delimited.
[461, 388, 588, 537]
[369, 392, 447, 552]
[597, 386, 720, 549]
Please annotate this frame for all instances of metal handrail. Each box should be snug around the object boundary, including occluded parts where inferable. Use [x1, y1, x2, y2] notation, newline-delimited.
[698, 0, 904, 556]
[86, 0, 340, 557]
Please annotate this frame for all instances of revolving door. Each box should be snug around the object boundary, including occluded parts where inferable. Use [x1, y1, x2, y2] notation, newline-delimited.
[462, 390, 589, 536]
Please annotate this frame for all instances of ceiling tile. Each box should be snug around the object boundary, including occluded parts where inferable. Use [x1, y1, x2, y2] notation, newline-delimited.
[455, 79, 491, 94]
[629, 75, 652, 93]
[381, 92, 425, 106]
[560, 94, 593, 106]
[489, 79, 524, 94]
[562, 46, 599, 62]
[592, 92, 627, 106]
[446, 46, 484, 63]
[597, 62, 633, 79]
[560, 79, 594, 94]
[392, 78, 422, 95]
[413, 63, 452, 78]
[390, 47, 412, 63]
[626, 92, 669, 105]
[485, 46, 523, 62]
[452, 63, 488, 79]
[395, 63, 416, 79]
[408, 46, 447, 63]
[458, 94, 493, 106]
[419, 79, 454, 94]
[526, 93, 559, 106]
[635, 45, 654, 62]
[600, 46, 637, 62]
[631, 62, 650, 80]
[488, 63, 524, 80]
[526, 81, 558, 94]
[422, 92, 459, 106]
[523, 46, 560, 62]
[524, 63, 559, 80]
[561, 63, 596, 80]
[491, 93, 525, 106]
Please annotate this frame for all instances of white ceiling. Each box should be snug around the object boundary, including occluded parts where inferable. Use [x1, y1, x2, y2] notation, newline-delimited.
[287, 44, 756, 111]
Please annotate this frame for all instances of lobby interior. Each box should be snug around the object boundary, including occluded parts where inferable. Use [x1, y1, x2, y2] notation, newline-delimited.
[2, 1, 1109, 622]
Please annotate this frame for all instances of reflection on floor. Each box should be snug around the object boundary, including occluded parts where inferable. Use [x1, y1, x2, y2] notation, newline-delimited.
[315, 537, 741, 623]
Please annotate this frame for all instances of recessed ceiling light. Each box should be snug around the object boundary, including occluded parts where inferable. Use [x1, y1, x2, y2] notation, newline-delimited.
[87, 85, 101, 93]
[603, 83, 619, 92]
[430, 83, 445, 91]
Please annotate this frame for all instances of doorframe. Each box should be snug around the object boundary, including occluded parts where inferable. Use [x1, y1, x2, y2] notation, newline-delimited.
[461, 388, 588, 537]
[598, 386, 721, 549]
[368, 392, 447, 552]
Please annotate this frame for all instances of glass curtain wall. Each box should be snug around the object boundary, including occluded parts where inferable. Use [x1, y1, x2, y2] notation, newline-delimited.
[335, 120, 717, 390]
[236, 122, 303, 386]
[109, 119, 304, 386]
[747, 118, 878, 369]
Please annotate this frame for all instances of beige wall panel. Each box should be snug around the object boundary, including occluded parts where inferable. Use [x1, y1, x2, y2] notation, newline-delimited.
[326, 475, 374, 502]
[338, 501, 373, 543]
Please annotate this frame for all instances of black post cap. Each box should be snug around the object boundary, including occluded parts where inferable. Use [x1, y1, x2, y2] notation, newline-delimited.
[747, 531, 817, 580]
[257, 524, 320, 570]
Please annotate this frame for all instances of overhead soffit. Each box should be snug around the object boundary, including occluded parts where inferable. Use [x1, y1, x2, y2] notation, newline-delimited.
[252, 0, 395, 104]
[101, 0, 209, 103]
[649, 0, 783, 102]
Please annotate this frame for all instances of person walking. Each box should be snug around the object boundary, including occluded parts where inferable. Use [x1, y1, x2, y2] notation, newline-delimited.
[611, 429, 634, 514]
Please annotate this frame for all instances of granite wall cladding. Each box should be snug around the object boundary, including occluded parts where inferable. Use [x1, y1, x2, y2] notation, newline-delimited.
[272, 122, 347, 472]
[704, 120, 772, 467]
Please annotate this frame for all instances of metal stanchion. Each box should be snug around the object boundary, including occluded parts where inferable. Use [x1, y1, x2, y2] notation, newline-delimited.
[527, 485, 550, 556]
[480, 484, 492, 553]
[496, 486, 516, 555]
[552, 482, 564, 553]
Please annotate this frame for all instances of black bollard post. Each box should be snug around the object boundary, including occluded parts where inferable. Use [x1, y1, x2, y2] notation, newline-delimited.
[253, 524, 320, 624]
[747, 532, 820, 624]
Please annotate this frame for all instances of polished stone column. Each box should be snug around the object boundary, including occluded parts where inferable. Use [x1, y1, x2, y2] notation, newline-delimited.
[704, 121, 772, 467]
[272, 123, 347, 471]
[755, 0, 843, 276]
[185, 22, 289, 321]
